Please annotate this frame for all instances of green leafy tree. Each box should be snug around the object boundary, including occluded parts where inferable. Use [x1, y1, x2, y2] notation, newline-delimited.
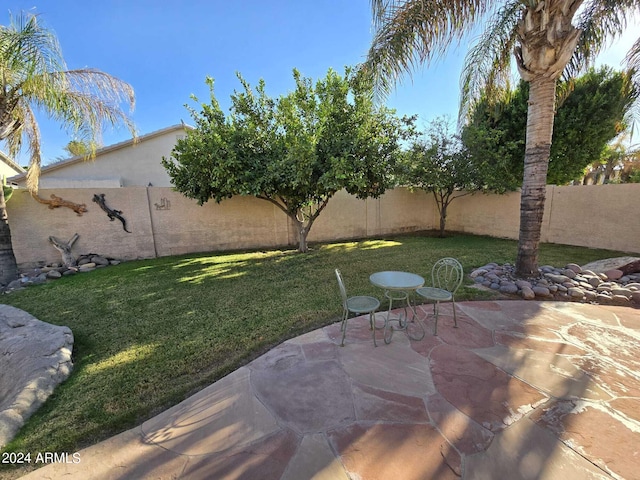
[163, 68, 412, 252]
[583, 135, 640, 183]
[399, 118, 480, 237]
[363, 0, 640, 276]
[550, 69, 637, 183]
[0, 13, 136, 284]
[463, 67, 638, 186]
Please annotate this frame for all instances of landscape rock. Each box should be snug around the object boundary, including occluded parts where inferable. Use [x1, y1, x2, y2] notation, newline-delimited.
[545, 273, 571, 284]
[520, 286, 535, 300]
[605, 269, 624, 281]
[619, 259, 640, 275]
[568, 287, 585, 298]
[588, 276, 601, 287]
[2, 253, 121, 294]
[582, 257, 640, 274]
[499, 284, 519, 294]
[611, 288, 633, 299]
[611, 295, 631, 305]
[470, 268, 488, 278]
[471, 260, 640, 307]
[0, 305, 73, 449]
[566, 263, 582, 273]
[532, 286, 551, 297]
[584, 290, 597, 302]
[596, 293, 612, 303]
[91, 255, 110, 266]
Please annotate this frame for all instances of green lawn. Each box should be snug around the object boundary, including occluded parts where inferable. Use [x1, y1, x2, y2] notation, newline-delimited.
[0, 233, 629, 472]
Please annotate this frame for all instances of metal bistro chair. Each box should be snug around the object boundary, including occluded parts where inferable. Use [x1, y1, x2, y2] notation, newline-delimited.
[416, 258, 463, 335]
[335, 269, 380, 347]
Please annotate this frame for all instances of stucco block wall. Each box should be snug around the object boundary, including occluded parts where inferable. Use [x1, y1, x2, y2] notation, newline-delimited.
[446, 184, 639, 253]
[308, 189, 437, 242]
[368, 188, 437, 236]
[446, 191, 523, 239]
[148, 189, 292, 257]
[543, 184, 640, 253]
[6, 184, 639, 270]
[8, 188, 156, 268]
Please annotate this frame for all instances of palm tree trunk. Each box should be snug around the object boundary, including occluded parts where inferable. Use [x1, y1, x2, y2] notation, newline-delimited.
[515, 76, 557, 277]
[0, 185, 19, 286]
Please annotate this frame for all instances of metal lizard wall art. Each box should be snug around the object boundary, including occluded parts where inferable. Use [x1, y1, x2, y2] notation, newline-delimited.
[92, 193, 131, 233]
[31, 192, 88, 215]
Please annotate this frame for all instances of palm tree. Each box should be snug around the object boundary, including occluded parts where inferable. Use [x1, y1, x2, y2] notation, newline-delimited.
[0, 13, 135, 285]
[363, 0, 640, 277]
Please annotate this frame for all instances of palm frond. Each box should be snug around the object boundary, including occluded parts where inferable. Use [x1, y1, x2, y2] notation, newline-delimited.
[459, 0, 522, 126]
[0, 13, 66, 80]
[569, 0, 640, 77]
[625, 35, 640, 70]
[0, 12, 136, 192]
[624, 36, 640, 139]
[20, 105, 42, 192]
[363, 0, 491, 100]
[22, 69, 136, 140]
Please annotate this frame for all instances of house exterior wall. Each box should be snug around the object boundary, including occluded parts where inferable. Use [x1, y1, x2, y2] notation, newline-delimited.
[5, 184, 639, 270]
[1, 153, 25, 180]
[10, 126, 187, 189]
[0, 162, 21, 180]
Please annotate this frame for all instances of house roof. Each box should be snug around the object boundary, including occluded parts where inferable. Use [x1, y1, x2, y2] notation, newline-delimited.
[0, 150, 26, 175]
[8, 123, 192, 182]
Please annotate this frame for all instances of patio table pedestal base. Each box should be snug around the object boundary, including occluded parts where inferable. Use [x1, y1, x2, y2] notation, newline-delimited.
[370, 271, 427, 345]
[381, 289, 426, 344]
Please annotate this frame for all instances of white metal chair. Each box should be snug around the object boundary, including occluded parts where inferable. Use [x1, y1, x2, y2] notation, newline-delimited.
[415, 258, 463, 335]
[335, 269, 380, 347]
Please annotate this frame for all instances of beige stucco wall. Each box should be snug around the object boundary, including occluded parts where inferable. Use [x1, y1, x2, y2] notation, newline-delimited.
[8, 188, 156, 268]
[309, 188, 437, 242]
[148, 189, 292, 257]
[543, 184, 640, 253]
[5, 184, 639, 270]
[442, 191, 523, 239]
[446, 184, 639, 253]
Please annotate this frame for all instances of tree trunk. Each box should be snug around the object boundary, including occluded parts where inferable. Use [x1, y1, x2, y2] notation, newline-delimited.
[439, 203, 447, 238]
[288, 215, 311, 253]
[515, 76, 557, 277]
[298, 225, 309, 253]
[0, 185, 18, 286]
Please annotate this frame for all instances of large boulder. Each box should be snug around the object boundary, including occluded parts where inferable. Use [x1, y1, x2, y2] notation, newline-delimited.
[582, 257, 640, 275]
[0, 305, 73, 448]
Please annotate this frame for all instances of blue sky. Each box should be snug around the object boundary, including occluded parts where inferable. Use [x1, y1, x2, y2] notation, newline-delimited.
[2, 1, 637, 165]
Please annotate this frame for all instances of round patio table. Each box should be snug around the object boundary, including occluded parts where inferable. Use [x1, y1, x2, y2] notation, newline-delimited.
[369, 271, 426, 344]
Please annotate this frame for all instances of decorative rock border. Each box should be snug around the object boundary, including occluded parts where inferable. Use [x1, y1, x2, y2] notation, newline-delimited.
[3, 254, 121, 294]
[471, 262, 640, 306]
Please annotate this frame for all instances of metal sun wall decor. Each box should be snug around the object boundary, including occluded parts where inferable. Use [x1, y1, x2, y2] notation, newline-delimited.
[92, 193, 131, 233]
